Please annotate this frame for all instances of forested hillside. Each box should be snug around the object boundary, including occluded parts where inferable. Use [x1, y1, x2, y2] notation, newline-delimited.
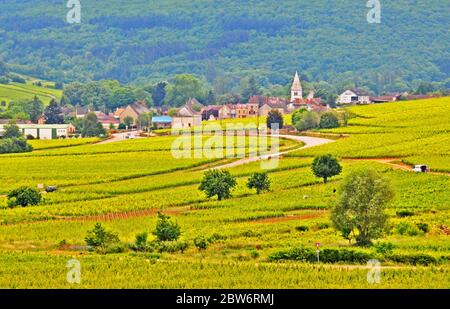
[0, 0, 449, 92]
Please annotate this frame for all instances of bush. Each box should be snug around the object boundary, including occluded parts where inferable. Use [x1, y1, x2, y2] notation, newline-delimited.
[7, 187, 42, 208]
[208, 233, 227, 243]
[156, 240, 189, 253]
[416, 223, 429, 233]
[247, 172, 271, 194]
[194, 236, 208, 250]
[154, 213, 181, 242]
[132, 232, 149, 252]
[294, 111, 319, 131]
[295, 225, 309, 232]
[319, 112, 340, 129]
[396, 210, 415, 217]
[388, 253, 437, 266]
[85, 223, 120, 253]
[269, 247, 373, 264]
[374, 242, 395, 255]
[396, 222, 421, 236]
[0, 137, 33, 154]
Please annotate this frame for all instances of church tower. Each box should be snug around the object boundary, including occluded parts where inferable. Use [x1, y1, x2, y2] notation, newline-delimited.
[290, 71, 303, 102]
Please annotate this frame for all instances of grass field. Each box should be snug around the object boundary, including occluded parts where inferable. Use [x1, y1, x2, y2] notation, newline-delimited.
[0, 98, 449, 288]
[0, 81, 62, 105]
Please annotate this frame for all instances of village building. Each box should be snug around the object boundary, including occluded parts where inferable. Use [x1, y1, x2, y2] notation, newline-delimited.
[337, 89, 372, 105]
[201, 105, 222, 121]
[119, 102, 151, 125]
[94, 111, 120, 129]
[290, 71, 303, 102]
[0, 124, 76, 139]
[172, 98, 202, 129]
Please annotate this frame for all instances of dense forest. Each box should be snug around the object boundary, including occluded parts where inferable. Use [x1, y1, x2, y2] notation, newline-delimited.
[0, 0, 449, 94]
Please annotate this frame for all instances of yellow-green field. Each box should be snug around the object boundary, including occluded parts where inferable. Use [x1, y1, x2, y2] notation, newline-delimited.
[0, 82, 62, 105]
[0, 98, 449, 288]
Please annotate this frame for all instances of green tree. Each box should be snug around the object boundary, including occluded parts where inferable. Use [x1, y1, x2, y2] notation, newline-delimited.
[247, 172, 271, 194]
[312, 154, 342, 183]
[85, 223, 120, 251]
[81, 112, 106, 137]
[154, 213, 181, 242]
[206, 89, 216, 105]
[152, 82, 167, 107]
[2, 122, 22, 138]
[27, 96, 44, 123]
[319, 112, 340, 129]
[240, 76, 262, 102]
[331, 169, 395, 246]
[137, 112, 153, 129]
[291, 108, 307, 126]
[164, 74, 206, 106]
[123, 116, 134, 128]
[7, 187, 42, 208]
[266, 110, 284, 130]
[294, 111, 319, 131]
[199, 170, 237, 201]
[44, 99, 64, 124]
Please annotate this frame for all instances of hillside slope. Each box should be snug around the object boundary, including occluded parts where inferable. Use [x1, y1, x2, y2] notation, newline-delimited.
[0, 0, 448, 89]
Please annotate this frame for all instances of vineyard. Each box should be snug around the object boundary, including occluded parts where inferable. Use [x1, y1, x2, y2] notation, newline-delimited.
[0, 98, 449, 288]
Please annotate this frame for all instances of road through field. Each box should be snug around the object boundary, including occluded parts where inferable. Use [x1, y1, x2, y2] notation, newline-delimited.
[213, 134, 334, 169]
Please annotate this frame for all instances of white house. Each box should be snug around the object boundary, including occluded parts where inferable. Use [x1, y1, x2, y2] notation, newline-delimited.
[337, 89, 372, 105]
[0, 124, 76, 139]
[172, 99, 202, 129]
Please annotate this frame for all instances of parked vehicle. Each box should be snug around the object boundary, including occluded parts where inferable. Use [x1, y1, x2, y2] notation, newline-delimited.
[412, 165, 430, 173]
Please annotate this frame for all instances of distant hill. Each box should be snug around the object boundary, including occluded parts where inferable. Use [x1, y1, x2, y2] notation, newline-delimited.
[0, 0, 449, 92]
[0, 77, 62, 105]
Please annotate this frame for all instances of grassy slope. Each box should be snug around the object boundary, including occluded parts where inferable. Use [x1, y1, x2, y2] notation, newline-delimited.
[0, 99, 449, 288]
[0, 80, 62, 105]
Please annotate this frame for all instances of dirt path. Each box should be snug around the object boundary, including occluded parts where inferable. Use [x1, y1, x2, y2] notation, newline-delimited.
[213, 134, 334, 170]
[250, 212, 326, 224]
[345, 158, 450, 176]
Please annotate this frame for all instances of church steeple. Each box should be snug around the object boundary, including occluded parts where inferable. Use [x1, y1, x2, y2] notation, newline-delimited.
[291, 71, 303, 102]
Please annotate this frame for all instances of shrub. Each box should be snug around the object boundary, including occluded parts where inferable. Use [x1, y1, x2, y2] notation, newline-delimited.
[132, 232, 149, 252]
[0, 137, 33, 154]
[374, 242, 395, 255]
[85, 223, 120, 253]
[396, 222, 421, 236]
[208, 233, 227, 243]
[194, 236, 208, 250]
[295, 225, 309, 232]
[269, 247, 373, 264]
[396, 210, 415, 217]
[154, 213, 181, 242]
[388, 253, 437, 266]
[249, 249, 260, 259]
[157, 240, 189, 253]
[294, 111, 319, 131]
[416, 223, 429, 234]
[319, 112, 340, 129]
[7, 187, 42, 208]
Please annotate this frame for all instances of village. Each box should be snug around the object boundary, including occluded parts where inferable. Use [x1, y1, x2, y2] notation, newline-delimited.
[0, 72, 441, 139]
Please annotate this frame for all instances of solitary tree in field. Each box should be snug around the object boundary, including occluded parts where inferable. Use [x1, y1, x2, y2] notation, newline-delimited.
[331, 169, 394, 246]
[199, 170, 236, 201]
[312, 154, 342, 183]
[266, 110, 284, 130]
[247, 172, 271, 194]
